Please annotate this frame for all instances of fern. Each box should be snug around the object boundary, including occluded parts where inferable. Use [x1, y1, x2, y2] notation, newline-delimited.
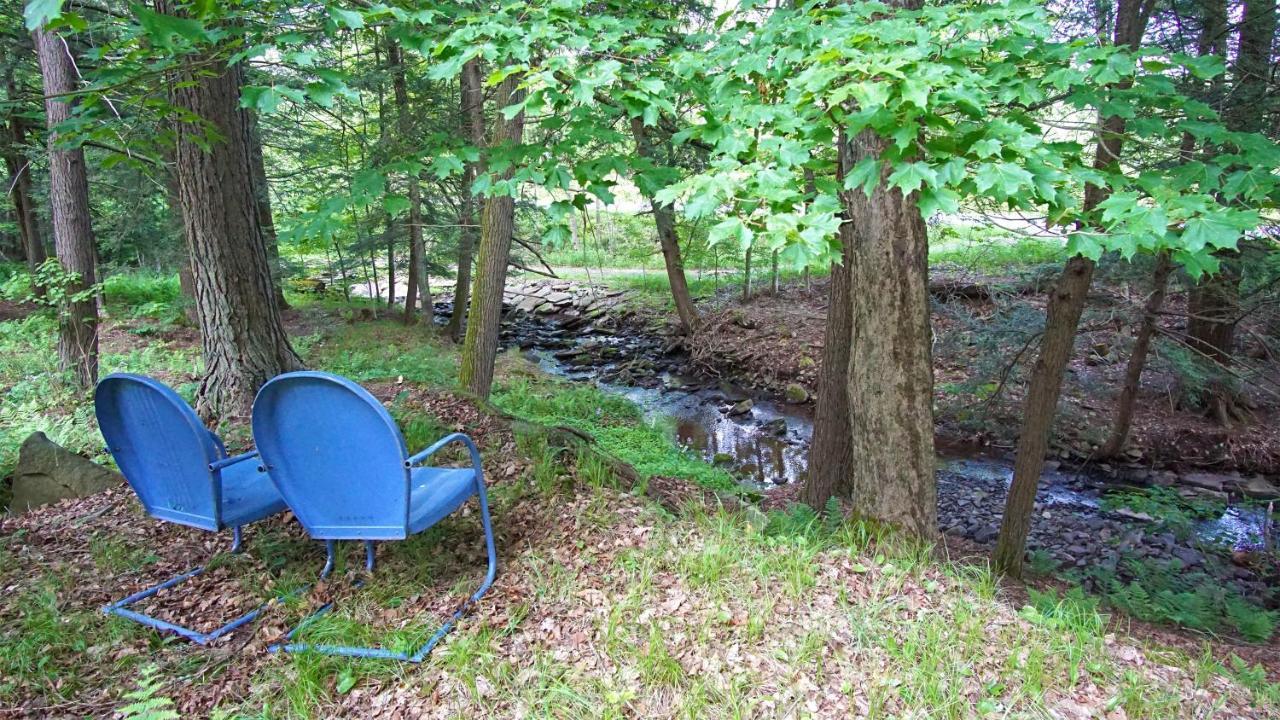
[118, 666, 179, 720]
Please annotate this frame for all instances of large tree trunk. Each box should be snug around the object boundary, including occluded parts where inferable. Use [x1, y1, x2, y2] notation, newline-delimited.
[168, 54, 302, 420]
[445, 59, 484, 341]
[460, 75, 525, 401]
[1182, 0, 1273, 424]
[1100, 252, 1172, 458]
[841, 126, 936, 538]
[246, 111, 288, 310]
[993, 0, 1153, 576]
[389, 41, 430, 326]
[33, 27, 97, 388]
[629, 117, 700, 333]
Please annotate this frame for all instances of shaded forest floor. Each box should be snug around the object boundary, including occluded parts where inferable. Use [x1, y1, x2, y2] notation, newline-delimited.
[2, 301, 1278, 717]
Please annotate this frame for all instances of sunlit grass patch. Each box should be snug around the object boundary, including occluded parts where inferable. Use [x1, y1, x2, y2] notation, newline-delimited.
[930, 224, 1067, 273]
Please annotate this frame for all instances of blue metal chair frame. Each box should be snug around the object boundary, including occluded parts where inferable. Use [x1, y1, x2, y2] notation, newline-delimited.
[96, 373, 286, 645]
[253, 372, 497, 662]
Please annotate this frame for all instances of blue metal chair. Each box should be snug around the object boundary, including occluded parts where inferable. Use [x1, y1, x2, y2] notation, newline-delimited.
[94, 373, 287, 644]
[251, 371, 497, 661]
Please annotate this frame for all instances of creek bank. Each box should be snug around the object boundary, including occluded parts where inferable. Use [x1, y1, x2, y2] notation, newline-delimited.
[427, 279, 1280, 615]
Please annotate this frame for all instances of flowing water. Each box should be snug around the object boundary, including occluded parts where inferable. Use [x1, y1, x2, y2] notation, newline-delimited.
[527, 340, 1276, 552]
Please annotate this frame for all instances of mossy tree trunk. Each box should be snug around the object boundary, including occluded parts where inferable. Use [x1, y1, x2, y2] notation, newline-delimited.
[460, 75, 525, 401]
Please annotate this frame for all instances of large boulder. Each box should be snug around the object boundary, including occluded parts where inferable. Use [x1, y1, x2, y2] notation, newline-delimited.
[8, 432, 123, 514]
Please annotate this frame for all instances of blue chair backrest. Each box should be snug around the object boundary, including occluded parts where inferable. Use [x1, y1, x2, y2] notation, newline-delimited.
[95, 374, 224, 531]
[252, 371, 411, 540]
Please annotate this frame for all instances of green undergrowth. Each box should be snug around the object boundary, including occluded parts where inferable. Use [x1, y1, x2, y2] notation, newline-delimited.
[0, 311, 201, 490]
[930, 225, 1067, 273]
[490, 376, 736, 492]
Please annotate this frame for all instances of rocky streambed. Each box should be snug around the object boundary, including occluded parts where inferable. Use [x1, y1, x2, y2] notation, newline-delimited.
[436, 279, 1279, 609]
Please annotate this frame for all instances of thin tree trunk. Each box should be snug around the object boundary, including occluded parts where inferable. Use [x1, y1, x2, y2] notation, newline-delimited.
[629, 117, 700, 333]
[384, 218, 396, 307]
[460, 74, 525, 401]
[802, 235, 853, 509]
[446, 59, 484, 341]
[993, 0, 1153, 576]
[373, 38, 396, 310]
[166, 48, 302, 419]
[247, 111, 288, 310]
[3, 120, 46, 291]
[33, 27, 97, 388]
[388, 40, 430, 326]
[742, 247, 752, 302]
[1099, 252, 1172, 458]
[771, 250, 779, 295]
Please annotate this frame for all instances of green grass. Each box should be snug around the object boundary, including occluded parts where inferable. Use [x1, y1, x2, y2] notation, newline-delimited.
[491, 376, 736, 491]
[930, 224, 1068, 272]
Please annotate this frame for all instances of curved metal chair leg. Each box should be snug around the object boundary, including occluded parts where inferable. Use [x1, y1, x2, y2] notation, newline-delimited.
[273, 469, 499, 662]
[321, 540, 337, 579]
[103, 527, 267, 645]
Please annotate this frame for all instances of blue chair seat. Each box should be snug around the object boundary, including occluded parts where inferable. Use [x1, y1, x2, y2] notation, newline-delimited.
[220, 461, 289, 528]
[409, 468, 477, 535]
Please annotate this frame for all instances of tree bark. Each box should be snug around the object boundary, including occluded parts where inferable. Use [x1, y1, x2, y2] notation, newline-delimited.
[389, 40, 430, 326]
[3, 117, 46, 290]
[167, 51, 302, 420]
[384, 216, 396, 307]
[445, 59, 484, 341]
[741, 247, 752, 302]
[1182, 0, 1273, 423]
[450, 60, 488, 340]
[460, 74, 525, 401]
[246, 110, 288, 309]
[993, 0, 1153, 576]
[841, 126, 936, 538]
[1099, 252, 1172, 458]
[802, 212, 854, 509]
[629, 117, 700, 333]
[33, 27, 97, 388]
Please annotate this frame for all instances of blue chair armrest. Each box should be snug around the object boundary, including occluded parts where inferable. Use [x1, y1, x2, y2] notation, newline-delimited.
[209, 450, 260, 472]
[406, 433, 481, 472]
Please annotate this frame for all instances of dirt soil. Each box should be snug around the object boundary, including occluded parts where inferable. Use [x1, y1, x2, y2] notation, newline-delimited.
[680, 274, 1280, 477]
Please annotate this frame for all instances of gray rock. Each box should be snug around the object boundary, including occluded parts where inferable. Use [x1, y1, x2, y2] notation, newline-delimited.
[1234, 475, 1280, 499]
[1172, 546, 1204, 566]
[9, 432, 123, 514]
[761, 418, 788, 436]
[545, 291, 573, 305]
[728, 399, 754, 416]
[515, 296, 543, 314]
[973, 524, 999, 544]
[1181, 472, 1226, 492]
